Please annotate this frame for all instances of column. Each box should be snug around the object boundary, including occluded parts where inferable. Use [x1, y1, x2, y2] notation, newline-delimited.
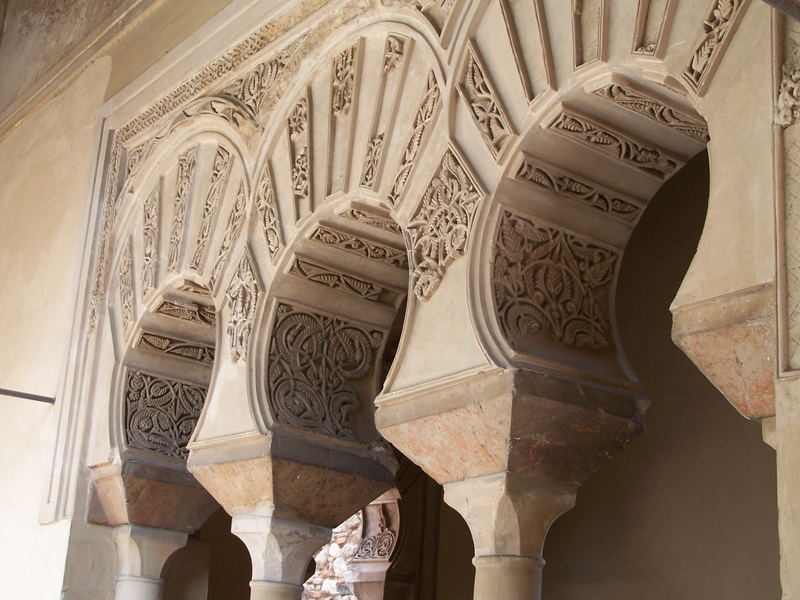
[113, 525, 187, 600]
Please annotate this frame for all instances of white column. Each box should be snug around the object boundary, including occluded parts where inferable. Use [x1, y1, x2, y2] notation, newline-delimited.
[443, 473, 576, 600]
[113, 525, 187, 600]
[231, 513, 331, 600]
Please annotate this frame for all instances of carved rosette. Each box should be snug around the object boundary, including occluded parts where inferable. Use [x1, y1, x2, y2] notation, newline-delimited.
[124, 369, 207, 459]
[266, 303, 383, 440]
[407, 149, 482, 301]
[226, 254, 260, 361]
[493, 210, 618, 351]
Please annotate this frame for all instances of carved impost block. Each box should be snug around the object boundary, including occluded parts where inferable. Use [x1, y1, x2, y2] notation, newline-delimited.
[187, 431, 396, 529]
[376, 368, 645, 488]
[88, 459, 218, 534]
[672, 284, 776, 420]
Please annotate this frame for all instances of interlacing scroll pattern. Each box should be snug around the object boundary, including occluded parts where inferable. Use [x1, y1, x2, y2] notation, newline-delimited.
[354, 504, 397, 560]
[190, 147, 233, 271]
[459, 44, 514, 157]
[168, 147, 197, 271]
[592, 84, 709, 143]
[118, 241, 135, 332]
[255, 164, 283, 259]
[407, 149, 482, 301]
[548, 111, 678, 178]
[266, 303, 383, 440]
[682, 0, 748, 94]
[125, 369, 207, 459]
[388, 72, 441, 207]
[515, 155, 641, 223]
[142, 187, 159, 295]
[226, 254, 260, 361]
[493, 210, 617, 351]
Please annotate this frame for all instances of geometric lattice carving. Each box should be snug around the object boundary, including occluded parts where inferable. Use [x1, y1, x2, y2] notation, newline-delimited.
[458, 43, 514, 157]
[124, 369, 207, 459]
[515, 155, 641, 223]
[138, 332, 215, 365]
[407, 149, 482, 301]
[681, 0, 749, 95]
[266, 303, 383, 440]
[493, 210, 617, 351]
[593, 83, 709, 143]
[548, 110, 679, 179]
[226, 253, 260, 362]
[387, 72, 441, 207]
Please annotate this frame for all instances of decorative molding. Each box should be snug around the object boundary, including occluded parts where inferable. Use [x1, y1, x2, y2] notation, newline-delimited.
[682, 0, 750, 95]
[290, 258, 383, 301]
[155, 300, 216, 326]
[142, 186, 160, 296]
[226, 253, 260, 362]
[138, 332, 215, 365]
[167, 147, 198, 272]
[632, 0, 674, 56]
[458, 42, 515, 158]
[515, 154, 641, 223]
[124, 369, 206, 459]
[339, 206, 401, 235]
[266, 303, 383, 439]
[310, 225, 408, 269]
[118, 240, 135, 332]
[407, 149, 482, 301]
[548, 110, 679, 179]
[493, 209, 617, 351]
[190, 147, 233, 271]
[592, 83, 709, 143]
[255, 162, 283, 260]
[573, 0, 606, 68]
[387, 71, 441, 207]
[209, 180, 248, 291]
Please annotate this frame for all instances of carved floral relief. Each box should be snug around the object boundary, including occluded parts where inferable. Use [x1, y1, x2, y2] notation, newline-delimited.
[226, 253, 260, 362]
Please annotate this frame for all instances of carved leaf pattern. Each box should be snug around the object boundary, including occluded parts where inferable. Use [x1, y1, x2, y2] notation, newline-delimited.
[125, 369, 207, 459]
[549, 111, 678, 178]
[266, 303, 382, 439]
[255, 165, 283, 259]
[515, 157, 641, 222]
[190, 147, 233, 271]
[360, 135, 384, 189]
[118, 240, 135, 331]
[311, 226, 408, 268]
[383, 35, 405, 72]
[340, 207, 401, 234]
[460, 46, 513, 156]
[593, 84, 709, 143]
[139, 333, 215, 365]
[407, 150, 481, 301]
[209, 181, 248, 291]
[226, 254, 260, 361]
[332, 45, 356, 116]
[493, 210, 617, 351]
[142, 187, 159, 295]
[291, 258, 383, 301]
[156, 300, 216, 326]
[388, 72, 441, 207]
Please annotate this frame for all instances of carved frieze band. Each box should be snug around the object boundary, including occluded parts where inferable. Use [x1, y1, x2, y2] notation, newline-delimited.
[290, 257, 383, 301]
[155, 299, 216, 327]
[142, 186, 160, 296]
[408, 149, 482, 301]
[593, 83, 709, 143]
[138, 332, 215, 365]
[266, 302, 383, 440]
[339, 206, 401, 235]
[190, 147, 233, 271]
[226, 253, 260, 362]
[168, 147, 198, 272]
[310, 225, 408, 269]
[209, 181, 247, 291]
[682, 0, 749, 95]
[458, 42, 515, 158]
[255, 163, 283, 259]
[388, 71, 441, 207]
[124, 369, 206, 459]
[515, 155, 642, 223]
[493, 209, 618, 351]
[548, 110, 679, 179]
